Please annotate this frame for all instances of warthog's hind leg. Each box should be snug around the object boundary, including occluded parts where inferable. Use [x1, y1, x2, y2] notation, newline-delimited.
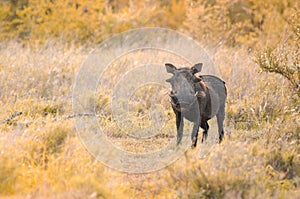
[191, 121, 200, 148]
[216, 106, 225, 143]
[201, 121, 209, 143]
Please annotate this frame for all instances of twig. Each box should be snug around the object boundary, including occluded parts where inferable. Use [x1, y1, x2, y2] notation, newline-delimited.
[0, 111, 23, 124]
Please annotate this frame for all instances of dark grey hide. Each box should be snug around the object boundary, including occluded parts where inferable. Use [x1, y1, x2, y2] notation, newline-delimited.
[165, 63, 227, 148]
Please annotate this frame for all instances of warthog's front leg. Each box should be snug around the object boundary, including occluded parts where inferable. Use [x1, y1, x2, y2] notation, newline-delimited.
[191, 121, 200, 148]
[176, 111, 183, 145]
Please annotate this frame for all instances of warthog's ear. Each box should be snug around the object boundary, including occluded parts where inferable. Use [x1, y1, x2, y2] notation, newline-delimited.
[191, 63, 203, 74]
[165, 63, 176, 74]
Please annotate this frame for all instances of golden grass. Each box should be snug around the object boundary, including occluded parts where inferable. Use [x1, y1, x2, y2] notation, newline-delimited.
[0, 41, 299, 198]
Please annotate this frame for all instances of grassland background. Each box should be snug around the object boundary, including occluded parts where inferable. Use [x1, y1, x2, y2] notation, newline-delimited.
[0, 0, 299, 198]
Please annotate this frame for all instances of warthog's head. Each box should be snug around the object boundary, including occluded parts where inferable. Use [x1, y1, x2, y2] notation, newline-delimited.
[165, 63, 203, 112]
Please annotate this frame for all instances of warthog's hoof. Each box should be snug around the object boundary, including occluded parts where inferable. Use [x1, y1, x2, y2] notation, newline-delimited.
[191, 137, 197, 148]
[218, 134, 224, 143]
[176, 138, 182, 146]
[218, 138, 223, 144]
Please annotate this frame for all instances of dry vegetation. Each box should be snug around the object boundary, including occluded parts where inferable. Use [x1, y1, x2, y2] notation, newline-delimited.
[0, 0, 299, 198]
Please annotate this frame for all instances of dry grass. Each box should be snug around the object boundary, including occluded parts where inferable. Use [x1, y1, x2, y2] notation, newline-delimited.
[0, 40, 299, 198]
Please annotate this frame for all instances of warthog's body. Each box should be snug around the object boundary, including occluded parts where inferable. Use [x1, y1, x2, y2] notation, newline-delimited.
[165, 63, 227, 147]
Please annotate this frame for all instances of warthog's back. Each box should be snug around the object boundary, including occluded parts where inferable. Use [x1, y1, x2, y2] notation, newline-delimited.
[202, 75, 227, 95]
[201, 75, 227, 117]
[202, 75, 225, 85]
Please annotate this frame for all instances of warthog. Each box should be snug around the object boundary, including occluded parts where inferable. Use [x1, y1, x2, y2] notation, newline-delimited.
[165, 63, 227, 148]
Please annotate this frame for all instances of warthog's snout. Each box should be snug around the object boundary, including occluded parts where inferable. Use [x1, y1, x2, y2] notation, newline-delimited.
[168, 92, 194, 111]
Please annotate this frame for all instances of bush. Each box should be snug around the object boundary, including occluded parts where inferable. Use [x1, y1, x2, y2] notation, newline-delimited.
[255, 11, 299, 97]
